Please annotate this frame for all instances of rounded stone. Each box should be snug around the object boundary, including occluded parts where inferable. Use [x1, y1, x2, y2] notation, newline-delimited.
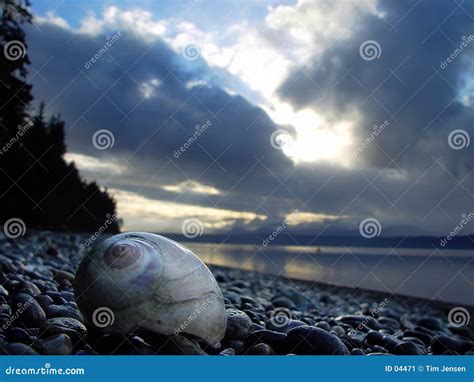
[286, 326, 350, 355]
[35, 333, 73, 355]
[225, 308, 253, 340]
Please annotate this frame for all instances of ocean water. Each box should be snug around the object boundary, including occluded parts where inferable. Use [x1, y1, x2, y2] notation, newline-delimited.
[184, 242, 474, 305]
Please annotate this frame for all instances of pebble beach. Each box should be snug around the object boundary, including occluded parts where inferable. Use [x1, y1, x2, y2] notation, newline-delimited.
[0, 230, 472, 356]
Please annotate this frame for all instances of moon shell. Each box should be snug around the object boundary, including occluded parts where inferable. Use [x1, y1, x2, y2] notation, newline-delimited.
[74, 232, 227, 344]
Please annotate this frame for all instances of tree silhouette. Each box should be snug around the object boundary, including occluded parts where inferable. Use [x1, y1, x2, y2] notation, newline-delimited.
[0, 0, 120, 234]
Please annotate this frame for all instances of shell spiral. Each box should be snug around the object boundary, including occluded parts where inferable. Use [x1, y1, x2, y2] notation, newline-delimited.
[74, 232, 227, 344]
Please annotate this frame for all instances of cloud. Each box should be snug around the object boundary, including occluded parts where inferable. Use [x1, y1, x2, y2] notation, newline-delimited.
[277, 0, 474, 172]
[112, 188, 267, 233]
[24, 3, 474, 236]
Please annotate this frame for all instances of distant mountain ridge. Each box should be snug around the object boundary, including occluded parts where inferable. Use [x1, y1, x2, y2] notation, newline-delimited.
[164, 232, 474, 250]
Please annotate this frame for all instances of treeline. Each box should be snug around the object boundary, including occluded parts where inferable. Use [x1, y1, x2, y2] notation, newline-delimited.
[0, 0, 120, 233]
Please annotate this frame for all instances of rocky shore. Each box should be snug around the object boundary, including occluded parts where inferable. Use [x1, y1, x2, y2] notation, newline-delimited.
[0, 230, 472, 355]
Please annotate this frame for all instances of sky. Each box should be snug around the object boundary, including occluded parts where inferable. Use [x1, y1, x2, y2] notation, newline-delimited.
[24, 0, 474, 237]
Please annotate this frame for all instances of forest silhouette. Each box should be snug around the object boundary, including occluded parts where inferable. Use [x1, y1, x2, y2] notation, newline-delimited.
[0, 0, 120, 233]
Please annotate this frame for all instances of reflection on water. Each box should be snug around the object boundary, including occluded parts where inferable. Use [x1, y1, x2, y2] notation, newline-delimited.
[184, 242, 474, 305]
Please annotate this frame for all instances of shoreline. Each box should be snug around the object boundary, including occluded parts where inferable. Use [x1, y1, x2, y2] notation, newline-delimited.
[0, 230, 471, 355]
[206, 263, 474, 311]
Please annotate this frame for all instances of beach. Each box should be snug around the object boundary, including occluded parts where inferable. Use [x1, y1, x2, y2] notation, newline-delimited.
[0, 230, 472, 355]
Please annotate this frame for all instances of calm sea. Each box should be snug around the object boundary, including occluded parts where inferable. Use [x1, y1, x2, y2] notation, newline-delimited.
[184, 242, 473, 305]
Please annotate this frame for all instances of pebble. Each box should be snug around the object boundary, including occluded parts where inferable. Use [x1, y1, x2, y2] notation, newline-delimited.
[0, 230, 470, 356]
[417, 318, 444, 332]
[54, 270, 75, 284]
[403, 330, 432, 346]
[286, 326, 350, 355]
[246, 330, 288, 354]
[245, 342, 274, 355]
[45, 304, 84, 323]
[315, 321, 331, 332]
[5, 327, 36, 345]
[271, 297, 296, 309]
[11, 293, 47, 327]
[331, 325, 345, 337]
[267, 317, 306, 333]
[219, 348, 235, 355]
[35, 334, 73, 355]
[431, 335, 473, 355]
[225, 309, 253, 340]
[393, 341, 424, 355]
[42, 317, 87, 343]
[337, 315, 382, 330]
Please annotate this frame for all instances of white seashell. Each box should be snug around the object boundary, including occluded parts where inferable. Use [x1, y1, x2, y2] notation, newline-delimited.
[74, 232, 227, 344]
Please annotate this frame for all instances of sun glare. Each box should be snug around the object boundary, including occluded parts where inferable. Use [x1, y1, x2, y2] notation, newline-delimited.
[268, 104, 354, 165]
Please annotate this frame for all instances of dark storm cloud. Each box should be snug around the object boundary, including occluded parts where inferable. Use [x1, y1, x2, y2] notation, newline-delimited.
[25, 22, 299, 218]
[23, 11, 474, 236]
[278, 0, 474, 172]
